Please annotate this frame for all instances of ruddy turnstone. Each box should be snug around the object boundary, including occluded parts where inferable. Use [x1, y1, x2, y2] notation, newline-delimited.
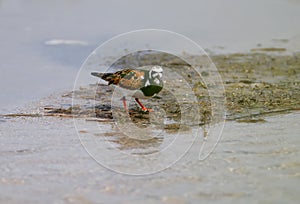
[91, 66, 163, 112]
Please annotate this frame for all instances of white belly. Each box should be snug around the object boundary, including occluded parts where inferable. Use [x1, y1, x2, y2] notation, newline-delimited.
[113, 86, 150, 99]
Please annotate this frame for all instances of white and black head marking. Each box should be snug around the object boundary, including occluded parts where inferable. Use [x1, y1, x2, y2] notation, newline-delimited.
[149, 66, 163, 85]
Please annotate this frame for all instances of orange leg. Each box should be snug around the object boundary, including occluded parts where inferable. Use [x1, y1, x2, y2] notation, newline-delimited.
[121, 96, 129, 112]
[135, 98, 153, 112]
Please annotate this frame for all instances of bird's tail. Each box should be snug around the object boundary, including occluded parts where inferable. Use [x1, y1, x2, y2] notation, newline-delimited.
[91, 72, 106, 78]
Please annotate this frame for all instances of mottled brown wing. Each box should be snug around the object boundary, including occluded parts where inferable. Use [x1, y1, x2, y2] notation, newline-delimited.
[100, 69, 130, 85]
[103, 69, 146, 90]
[118, 69, 146, 90]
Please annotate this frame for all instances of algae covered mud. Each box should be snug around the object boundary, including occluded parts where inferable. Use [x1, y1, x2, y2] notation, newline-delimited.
[32, 51, 300, 124]
[1, 51, 300, 203]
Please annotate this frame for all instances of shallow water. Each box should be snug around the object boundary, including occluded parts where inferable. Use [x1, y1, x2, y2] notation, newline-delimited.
[0, 112, 299, 203]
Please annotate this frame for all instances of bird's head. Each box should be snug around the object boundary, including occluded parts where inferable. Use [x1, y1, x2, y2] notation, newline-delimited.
[149, 66, 163, 85]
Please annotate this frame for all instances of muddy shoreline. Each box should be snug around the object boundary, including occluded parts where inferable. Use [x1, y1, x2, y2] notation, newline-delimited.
[3, 51, 299, 126]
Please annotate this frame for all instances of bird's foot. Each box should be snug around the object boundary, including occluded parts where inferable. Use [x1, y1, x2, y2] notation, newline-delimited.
[141, 107, 153, 112]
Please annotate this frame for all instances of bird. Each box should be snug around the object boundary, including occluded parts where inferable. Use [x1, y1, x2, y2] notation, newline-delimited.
[91, 66, 163, 112]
